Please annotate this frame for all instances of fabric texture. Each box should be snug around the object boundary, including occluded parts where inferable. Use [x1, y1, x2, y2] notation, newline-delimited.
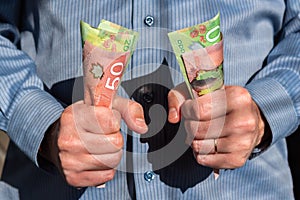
[0, 181, 19, 200]
[0, 0, 299, 199]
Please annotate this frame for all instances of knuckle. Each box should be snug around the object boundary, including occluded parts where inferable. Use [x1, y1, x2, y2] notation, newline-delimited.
[195, 155, 209, 166]
[234, 117, 257, 133]
[62, 106, 73, 118]
[60, 156, 73, 170]
[59, 153, 84, 173]
[198, 102, 210, 119]
[237, 157, 247, 167]
[195, 155, 202, 165]
[236, 88, 252, 106]
[183, 99, 201, 120]
[58, 135, 81, 151]
[245, 117, 257, 132]
[57, 136, 71, 150]
[96, 108, 115, 126]
[109, 151, 123, 168]
[191, 141, 200, 152]
[238, 138, 253, 152]
[231, 156, 247, 168]
[110, 133, 124, 150]
[197, 121, 209, 137]
[185, 120, 197, 138]
[105, 170, 116, 181]
[65, 173, 79, 187]
[196, 158, 202, 166]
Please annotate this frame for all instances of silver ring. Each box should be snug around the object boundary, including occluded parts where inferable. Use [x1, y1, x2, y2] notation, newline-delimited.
[214, 138, 218, 154]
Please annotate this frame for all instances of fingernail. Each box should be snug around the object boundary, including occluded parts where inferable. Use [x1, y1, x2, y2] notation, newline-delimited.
[168, 108, 178, 122]
[169, 108, 178, 120]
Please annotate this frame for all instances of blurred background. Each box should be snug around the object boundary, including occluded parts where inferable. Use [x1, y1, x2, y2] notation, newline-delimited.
[0, 130, 9, 178]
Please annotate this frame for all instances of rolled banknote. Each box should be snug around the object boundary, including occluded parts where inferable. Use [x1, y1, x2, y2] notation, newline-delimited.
[80, 20, 138, 188]
[168, 13, 223, 179]
[80, 20, 139, 108]
[168, 13, 223, 97]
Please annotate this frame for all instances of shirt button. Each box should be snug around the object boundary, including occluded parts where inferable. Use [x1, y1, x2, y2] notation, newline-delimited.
[144, 15, 154, 27]
[142, 91, 154, 103]
[144, 171, 155, 182]
[137, 85, 154, 104]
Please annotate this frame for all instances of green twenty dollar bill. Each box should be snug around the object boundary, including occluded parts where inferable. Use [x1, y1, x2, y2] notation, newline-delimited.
[168, 13, 224, 97]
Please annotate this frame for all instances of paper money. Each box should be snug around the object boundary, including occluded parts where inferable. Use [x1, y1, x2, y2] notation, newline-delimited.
[168, 13, 223, 97]
[168, 13, 223, 179]
[80, 20, 139, 108]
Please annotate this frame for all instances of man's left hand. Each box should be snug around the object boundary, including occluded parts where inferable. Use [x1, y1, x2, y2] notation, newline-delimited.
[168, 85, 265, 169]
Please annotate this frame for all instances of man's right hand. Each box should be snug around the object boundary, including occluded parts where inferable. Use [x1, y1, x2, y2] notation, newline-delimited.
[40, 96, 148, 188]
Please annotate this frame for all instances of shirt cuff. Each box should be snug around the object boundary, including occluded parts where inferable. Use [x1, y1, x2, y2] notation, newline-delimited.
[0, 181, 19, 200]
[246, 77, 298, 146]
[6, 89, 64, 166]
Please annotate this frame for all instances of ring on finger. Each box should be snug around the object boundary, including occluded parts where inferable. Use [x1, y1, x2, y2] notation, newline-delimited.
[214, 138, 218, 154]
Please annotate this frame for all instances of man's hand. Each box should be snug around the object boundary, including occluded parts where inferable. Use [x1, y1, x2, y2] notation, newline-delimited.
[168, 85, 265, 170]
[40, 96, 148, 188]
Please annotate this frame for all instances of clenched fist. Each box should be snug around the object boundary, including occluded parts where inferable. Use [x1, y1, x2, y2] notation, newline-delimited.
[39, 96, 148, 187]
[168, 85, 267, 170]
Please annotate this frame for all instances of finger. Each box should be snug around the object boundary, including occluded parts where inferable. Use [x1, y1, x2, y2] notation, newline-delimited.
[181, 88, 227, 121]
[190, 139, 216, 154]
[113, 96, 148, 134]
[185, 98, 256, 141]
[195, 152, 248, 169]
[60, 150, 123, 172]
[67, 103, 121, 134]
[94, 107, 121, 133]
[185, 116, 226, 142]
[91, 151, 123, 169]
[192, 134, 253, 155]
[168, 83, 191, 123]
[58, 127, 123, 155]
[65, 169, 116, 188]
[78, 131, 124, 154]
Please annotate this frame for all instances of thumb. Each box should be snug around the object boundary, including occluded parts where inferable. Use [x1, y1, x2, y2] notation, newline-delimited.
[168, 82, 190, 123]
[113, 96, 148, 134]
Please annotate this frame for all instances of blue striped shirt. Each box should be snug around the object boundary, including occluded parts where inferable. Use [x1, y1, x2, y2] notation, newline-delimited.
[0, 0, 299, 199]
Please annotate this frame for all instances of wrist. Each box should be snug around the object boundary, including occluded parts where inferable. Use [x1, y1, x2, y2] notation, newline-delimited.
[249, 113, 272, 159]
[38, 119, 60, 170]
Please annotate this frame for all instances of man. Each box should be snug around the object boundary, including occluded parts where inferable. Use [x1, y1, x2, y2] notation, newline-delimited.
[0, 1, 299, 199]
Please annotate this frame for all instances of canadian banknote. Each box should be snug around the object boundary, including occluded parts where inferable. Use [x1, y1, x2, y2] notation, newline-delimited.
[80, 20, 139, 108]
[168, 13, 224, 97]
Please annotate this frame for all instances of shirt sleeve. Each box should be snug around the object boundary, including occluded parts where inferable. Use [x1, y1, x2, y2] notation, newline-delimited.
[246, 0, 300, 145]
[0, 1, 64, 165]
